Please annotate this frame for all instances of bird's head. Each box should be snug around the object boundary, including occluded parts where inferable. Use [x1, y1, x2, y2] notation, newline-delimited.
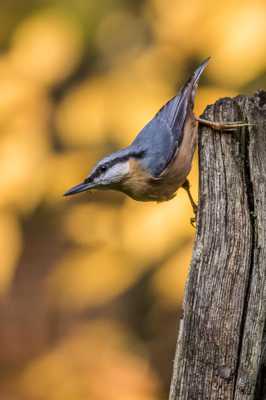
[64, 147, 144, 197]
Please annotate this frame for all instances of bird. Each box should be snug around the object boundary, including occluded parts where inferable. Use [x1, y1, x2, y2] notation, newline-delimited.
[64, 58, 249, 220]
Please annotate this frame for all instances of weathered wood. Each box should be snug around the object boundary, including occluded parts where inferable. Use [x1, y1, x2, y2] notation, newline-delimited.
[169, 91, 266, 400]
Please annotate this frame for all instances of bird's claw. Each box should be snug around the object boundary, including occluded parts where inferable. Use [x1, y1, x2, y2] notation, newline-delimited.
[190, 216, 196, 228]
[190, 205, 197, 228]
[197, 117, 253, 131]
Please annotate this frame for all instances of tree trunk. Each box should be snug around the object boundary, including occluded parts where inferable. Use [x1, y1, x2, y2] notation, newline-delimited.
[169, 91, 266, 400]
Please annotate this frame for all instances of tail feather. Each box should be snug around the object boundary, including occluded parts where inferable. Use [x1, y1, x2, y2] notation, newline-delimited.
[156, 57, 210, 136]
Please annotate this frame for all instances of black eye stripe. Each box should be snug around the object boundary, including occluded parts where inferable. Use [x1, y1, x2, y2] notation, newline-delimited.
[87, 150, 145, 181]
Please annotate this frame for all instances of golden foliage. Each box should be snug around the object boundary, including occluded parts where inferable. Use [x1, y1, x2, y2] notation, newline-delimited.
[10, 11, 83, 85]
[151, 240, 193, 305]
[18, 321, 160, 400]
[0, 1, 265, 399]
[48, 249, 141, 310]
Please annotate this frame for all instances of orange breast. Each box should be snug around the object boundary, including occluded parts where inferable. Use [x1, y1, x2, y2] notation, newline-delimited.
[161, 113, 198, 186]
[121, 158, 155, 201]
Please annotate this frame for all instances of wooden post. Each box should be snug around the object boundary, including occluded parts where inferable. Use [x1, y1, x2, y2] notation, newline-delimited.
[169, 91, 266, 400]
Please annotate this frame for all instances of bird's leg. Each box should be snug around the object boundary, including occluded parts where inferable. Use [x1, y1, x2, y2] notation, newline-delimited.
[196, 117, 252, 131]
[182, 179, 197, 227]
[182, 180, 197, 213]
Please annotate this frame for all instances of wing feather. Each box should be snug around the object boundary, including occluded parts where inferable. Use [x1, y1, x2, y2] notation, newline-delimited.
[132, 58, 210, 176]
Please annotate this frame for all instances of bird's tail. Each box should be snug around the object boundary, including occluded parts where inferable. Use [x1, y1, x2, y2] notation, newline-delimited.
[183, 57, 210, 108]
[155, 57, 210, 146]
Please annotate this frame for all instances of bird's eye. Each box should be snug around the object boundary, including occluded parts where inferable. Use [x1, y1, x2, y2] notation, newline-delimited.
[100, 165, 107, 173]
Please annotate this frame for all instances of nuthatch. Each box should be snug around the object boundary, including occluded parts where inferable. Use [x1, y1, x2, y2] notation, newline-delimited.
[64, 58, 249, 218]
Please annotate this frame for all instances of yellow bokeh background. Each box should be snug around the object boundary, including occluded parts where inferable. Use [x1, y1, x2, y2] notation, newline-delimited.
[0, 1, 265, 399]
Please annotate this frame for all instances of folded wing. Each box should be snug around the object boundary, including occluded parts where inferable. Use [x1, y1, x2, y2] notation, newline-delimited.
[132, 58, 209, 176]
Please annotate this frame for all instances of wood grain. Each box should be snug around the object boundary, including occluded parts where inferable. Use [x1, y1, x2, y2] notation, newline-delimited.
[169, 91, 266, 400]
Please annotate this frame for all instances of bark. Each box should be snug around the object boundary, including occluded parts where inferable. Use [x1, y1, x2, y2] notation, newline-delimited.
[169, 91, 266, 400]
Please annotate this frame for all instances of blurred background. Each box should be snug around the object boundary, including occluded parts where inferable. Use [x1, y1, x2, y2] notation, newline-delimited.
[0, 1, 265, 399]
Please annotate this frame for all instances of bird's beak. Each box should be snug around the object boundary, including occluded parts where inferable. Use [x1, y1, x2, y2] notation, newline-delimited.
[63, 181, 95, 197]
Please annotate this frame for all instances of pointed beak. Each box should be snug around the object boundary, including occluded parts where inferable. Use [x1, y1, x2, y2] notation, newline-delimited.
[63, 181, 95, 197]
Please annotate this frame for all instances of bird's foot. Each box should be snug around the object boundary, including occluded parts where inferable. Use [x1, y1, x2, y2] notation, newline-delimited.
[190, 204, 197, 228]
[196, 117, 253, 131]
[190, 216, 196, 228]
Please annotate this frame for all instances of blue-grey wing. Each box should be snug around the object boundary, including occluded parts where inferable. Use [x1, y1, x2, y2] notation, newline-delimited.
[132, 117, 176, 176]
[131, 58, 210, 177]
